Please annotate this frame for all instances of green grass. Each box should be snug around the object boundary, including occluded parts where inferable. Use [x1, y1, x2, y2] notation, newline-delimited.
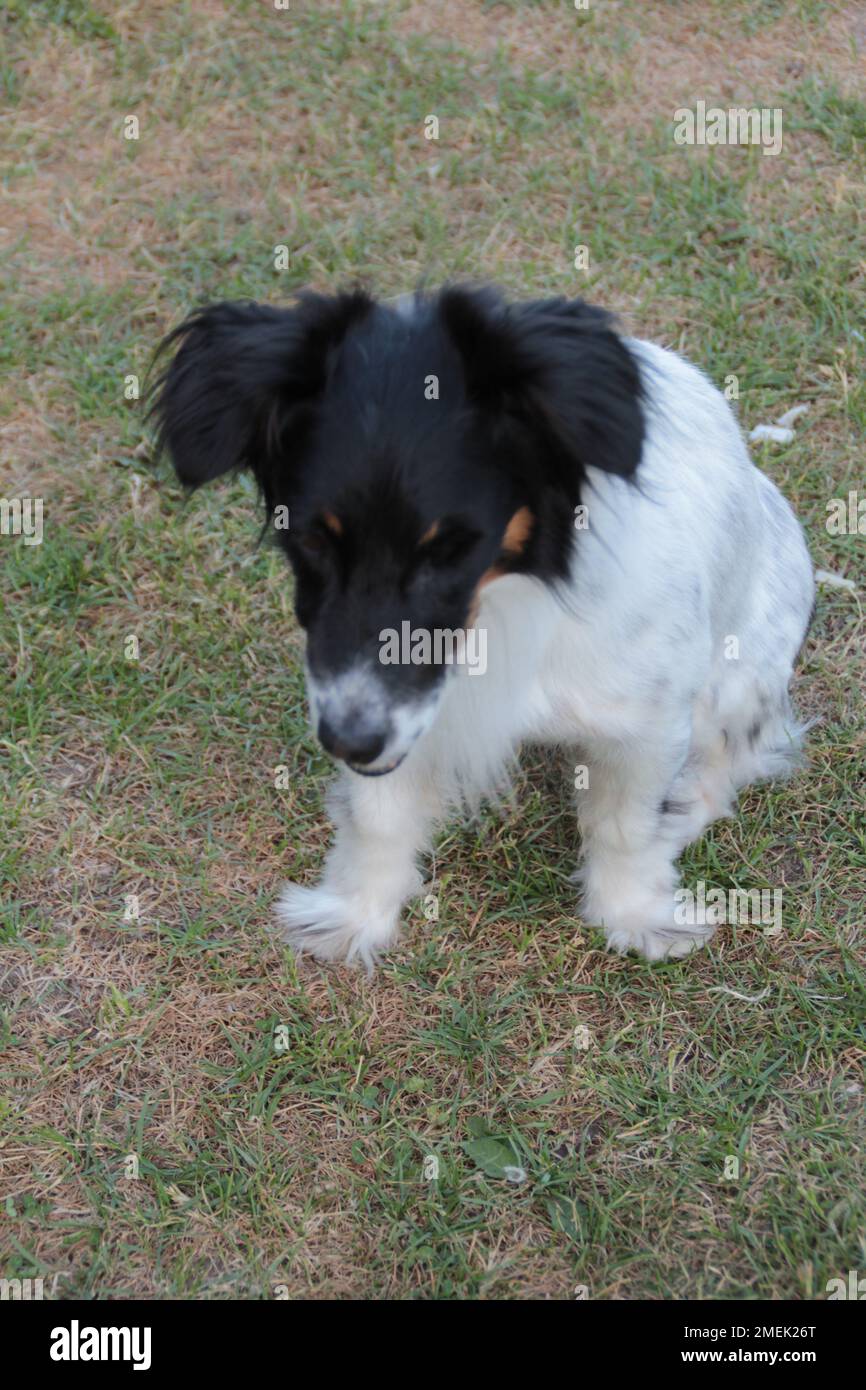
[0, 0, 864, 1299]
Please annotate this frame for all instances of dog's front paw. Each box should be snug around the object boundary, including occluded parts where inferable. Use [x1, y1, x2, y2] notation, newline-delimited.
[274, 882, 399, 971]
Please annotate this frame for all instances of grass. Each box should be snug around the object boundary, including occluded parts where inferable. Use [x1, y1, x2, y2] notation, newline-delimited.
[1, 0, 864, 1299]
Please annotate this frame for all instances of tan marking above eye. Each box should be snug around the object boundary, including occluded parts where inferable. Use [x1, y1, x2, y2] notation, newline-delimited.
[477, 564, 507, 591]
[468, 566, 503, 621]
[419, 520, 439, 545]
[501, 505, 534, 556]
[472, 507, 535, 599]
[322, 511, 343, 536]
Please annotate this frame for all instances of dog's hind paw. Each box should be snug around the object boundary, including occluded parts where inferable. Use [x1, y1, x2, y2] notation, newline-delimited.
[274, 882, 398, 971]
[603, 920, 717, 961]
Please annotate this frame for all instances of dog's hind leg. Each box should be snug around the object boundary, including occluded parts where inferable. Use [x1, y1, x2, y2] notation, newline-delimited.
[576, 716, 724, 961]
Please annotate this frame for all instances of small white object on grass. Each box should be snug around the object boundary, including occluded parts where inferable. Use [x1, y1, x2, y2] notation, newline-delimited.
[503, 1165, 527, 1185]
[708, 986, 772, 1003]
[815, 568, 857, 591]
[775, 404, 810, 429]
[749, 424, 796, 443]
[748, 402, 809, 445]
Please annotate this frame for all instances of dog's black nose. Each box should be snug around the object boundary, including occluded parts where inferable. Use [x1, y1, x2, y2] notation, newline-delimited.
[318, 714, 387, 766]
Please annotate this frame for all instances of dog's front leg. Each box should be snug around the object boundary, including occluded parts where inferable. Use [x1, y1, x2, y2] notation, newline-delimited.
[275, 763, 441, 969]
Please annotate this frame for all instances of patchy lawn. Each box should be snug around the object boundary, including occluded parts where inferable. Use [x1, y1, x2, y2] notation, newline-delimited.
[0, 0, 864, 1299]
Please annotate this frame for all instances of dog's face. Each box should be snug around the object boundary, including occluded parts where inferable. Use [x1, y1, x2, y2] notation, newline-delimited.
[152, 287, 643, 773]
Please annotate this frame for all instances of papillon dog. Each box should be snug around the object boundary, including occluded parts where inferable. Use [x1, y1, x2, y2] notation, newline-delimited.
[152, 286, 814, 967]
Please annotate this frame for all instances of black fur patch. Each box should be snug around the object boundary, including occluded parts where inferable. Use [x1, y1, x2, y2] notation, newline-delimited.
[149, 286, 646, 698]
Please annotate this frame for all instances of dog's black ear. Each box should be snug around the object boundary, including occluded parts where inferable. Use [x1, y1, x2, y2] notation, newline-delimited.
[149, 291, 373, 488]
[439, 286, 644, 482]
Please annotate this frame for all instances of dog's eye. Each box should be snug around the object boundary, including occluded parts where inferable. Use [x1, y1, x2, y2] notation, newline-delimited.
[300, 532, 326, 554]
[296, 512, 342, 560]
[417, 522, 480, 569]
[295, 529, 332, 562]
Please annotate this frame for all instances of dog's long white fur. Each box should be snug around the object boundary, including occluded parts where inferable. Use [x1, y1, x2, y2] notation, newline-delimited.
[276, 339, 814, 966]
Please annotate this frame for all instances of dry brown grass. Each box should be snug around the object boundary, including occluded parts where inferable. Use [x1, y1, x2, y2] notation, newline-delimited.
[1, 0, 863, 1301]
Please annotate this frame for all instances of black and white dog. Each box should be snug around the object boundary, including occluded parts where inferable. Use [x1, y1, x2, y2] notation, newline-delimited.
[153, 287, 814, 967]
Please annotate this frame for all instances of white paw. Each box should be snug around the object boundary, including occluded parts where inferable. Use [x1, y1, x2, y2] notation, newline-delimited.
[603, 919, 717, 961]
[274, 882, 399, 971]
[579, 850, 722, 962]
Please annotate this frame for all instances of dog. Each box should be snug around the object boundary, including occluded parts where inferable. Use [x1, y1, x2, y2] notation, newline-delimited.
[152, 286, 814, 967]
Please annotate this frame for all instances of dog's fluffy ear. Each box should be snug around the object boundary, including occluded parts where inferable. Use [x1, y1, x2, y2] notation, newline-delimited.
[149, 291, 373, 488]
[438, 286, 644, 483]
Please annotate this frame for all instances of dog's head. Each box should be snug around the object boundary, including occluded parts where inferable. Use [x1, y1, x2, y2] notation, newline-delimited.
[151, 287, 643, 774]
